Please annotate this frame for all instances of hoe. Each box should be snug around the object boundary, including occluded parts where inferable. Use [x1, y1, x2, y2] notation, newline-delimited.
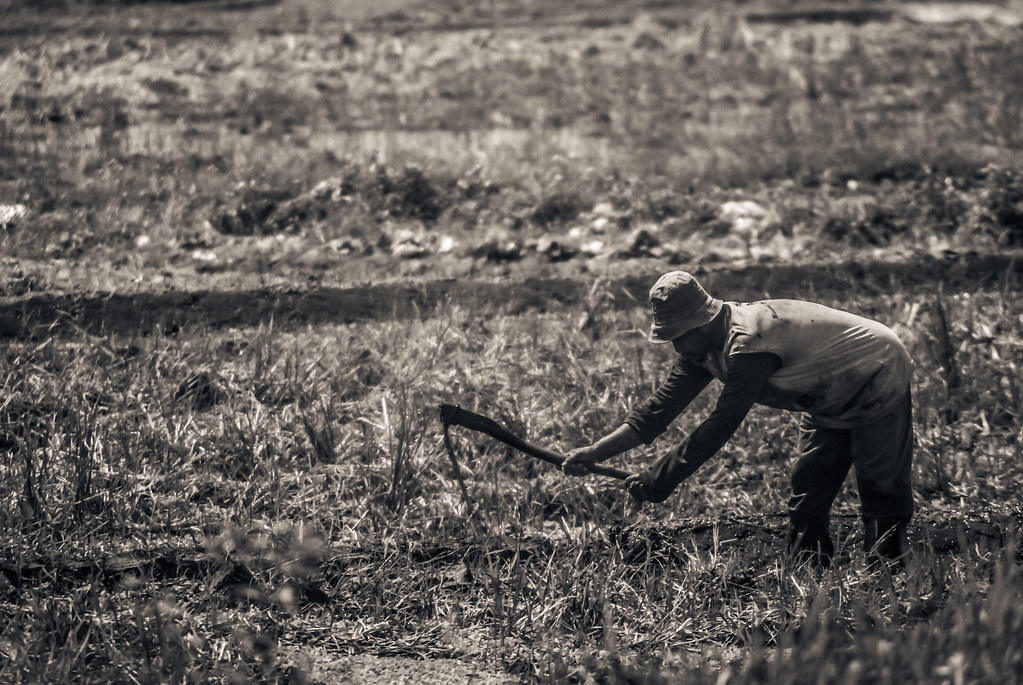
[438, 404, 631, 503]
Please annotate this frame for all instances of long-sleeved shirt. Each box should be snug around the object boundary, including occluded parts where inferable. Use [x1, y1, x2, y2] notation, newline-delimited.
[625, 300, 914, 502]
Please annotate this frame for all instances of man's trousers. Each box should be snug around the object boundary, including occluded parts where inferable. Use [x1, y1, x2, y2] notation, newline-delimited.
[787, 387, 914, 563]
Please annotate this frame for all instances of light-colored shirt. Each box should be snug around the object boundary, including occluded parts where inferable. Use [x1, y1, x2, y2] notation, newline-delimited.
[718, 299, 914, 427]
[624, 300, 914, 502]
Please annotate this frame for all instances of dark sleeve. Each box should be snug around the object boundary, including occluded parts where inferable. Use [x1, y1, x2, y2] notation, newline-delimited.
[640, 352, 782, 503]
[624, 357, 713, 445]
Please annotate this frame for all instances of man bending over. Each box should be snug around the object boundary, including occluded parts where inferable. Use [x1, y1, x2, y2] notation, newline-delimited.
[563, 271, 915, 564]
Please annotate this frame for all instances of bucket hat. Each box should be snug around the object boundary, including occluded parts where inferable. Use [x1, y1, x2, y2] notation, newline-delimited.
[647, 271, 723, 343]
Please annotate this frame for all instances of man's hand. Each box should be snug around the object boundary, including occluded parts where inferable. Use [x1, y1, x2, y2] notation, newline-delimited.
[561, 424, 642, 478]
[562, 446, 599, 476]
[624, 473, 652, 503]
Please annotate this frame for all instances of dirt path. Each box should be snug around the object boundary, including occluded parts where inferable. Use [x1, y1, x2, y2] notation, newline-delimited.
[0, 252, 1017, 341]
[280, 649, 518, 685]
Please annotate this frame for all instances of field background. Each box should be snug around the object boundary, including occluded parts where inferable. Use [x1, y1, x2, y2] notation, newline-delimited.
[1, 0, 1023, 683]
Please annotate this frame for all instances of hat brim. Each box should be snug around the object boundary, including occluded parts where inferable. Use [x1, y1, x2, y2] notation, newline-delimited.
[647, 299, 723, 343]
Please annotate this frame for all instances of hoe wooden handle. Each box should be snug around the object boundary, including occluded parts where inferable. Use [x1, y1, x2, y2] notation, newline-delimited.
[438, 404, 632, 481]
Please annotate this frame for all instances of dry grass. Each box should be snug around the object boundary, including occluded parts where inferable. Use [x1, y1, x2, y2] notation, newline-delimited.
[0, 283, 1021, 682]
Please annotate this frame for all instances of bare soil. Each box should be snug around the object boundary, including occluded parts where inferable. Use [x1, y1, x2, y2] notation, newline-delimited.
[1, 252, 1019, 341]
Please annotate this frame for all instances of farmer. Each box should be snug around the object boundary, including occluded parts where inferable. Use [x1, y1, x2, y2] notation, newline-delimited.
[562, 271, 915, 564]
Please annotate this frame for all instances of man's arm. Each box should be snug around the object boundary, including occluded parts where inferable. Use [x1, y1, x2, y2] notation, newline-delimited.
[633, 352, 781, 502]
[624, 357, 713, 444]
[563, 356, 712, 476]
[562, 423, 643, 475]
